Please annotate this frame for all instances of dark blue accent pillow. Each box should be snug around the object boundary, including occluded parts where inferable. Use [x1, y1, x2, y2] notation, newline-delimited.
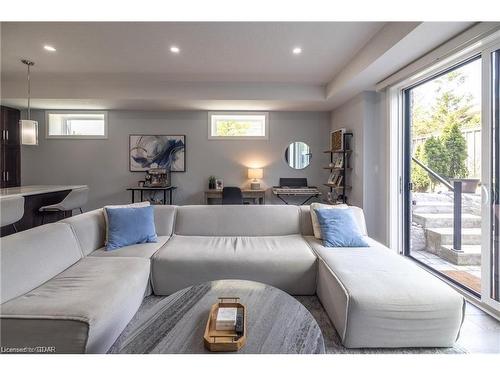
[314, 207, 369, 247]
[105, 205, 157, 250]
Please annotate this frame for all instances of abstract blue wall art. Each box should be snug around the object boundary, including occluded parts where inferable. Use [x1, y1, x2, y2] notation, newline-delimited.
[130, 135, 186, 172]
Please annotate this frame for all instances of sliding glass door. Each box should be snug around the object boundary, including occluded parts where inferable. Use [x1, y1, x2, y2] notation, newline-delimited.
[403, 56, 483, 296]
[400, 39, 500, 310]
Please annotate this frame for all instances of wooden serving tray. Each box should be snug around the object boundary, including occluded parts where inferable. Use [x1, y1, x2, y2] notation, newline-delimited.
[203, 297, 247, 352]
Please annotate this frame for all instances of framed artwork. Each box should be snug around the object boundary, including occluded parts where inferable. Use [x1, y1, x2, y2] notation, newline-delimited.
[215, 178, 224, 190]
[129, 135, 186, 172]
[330, 128, 346, 151]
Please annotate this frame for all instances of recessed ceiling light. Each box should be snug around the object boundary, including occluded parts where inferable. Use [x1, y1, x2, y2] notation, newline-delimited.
[292, 47, 302, 55]
[170, 46, 180, 54]
[43, 45, 56, 52]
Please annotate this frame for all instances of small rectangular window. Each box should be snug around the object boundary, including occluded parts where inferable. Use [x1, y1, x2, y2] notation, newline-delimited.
[208, 112, 268, 140]
[46, 111, 108, 139]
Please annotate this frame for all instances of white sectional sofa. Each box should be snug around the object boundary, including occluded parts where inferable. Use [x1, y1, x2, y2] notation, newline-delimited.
[0, 204, 465, 353]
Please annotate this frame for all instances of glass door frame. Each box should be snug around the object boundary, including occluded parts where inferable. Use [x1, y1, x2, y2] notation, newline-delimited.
[481, 41, 500, 311]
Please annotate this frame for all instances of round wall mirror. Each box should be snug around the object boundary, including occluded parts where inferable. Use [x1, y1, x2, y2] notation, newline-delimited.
[284, 142, 312, 169]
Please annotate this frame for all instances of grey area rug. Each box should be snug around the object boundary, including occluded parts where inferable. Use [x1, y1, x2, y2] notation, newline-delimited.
[109, 295, 467, 354]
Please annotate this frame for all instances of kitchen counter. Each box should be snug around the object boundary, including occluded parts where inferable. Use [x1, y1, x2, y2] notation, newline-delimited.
[0, 185, 87, 199]
[0, 185, 88, 236]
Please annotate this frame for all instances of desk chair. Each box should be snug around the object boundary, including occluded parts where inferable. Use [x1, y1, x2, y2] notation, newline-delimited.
[39, 187, 89, 224]
[222, 187, 243, 205]
[0, 196, 25, 232]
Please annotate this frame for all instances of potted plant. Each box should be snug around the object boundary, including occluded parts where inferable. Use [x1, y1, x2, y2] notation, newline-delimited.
[208, 176, 216, 190]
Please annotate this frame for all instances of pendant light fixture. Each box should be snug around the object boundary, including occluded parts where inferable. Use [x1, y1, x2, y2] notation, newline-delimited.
[20, 59, 38, 145]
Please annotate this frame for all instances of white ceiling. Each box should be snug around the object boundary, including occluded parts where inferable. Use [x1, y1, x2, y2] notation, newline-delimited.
[0, 22, 477, 111]
[1, 22, 384, 83]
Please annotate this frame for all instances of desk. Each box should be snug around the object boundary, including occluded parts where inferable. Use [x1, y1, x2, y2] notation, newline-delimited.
[205, 189, 266, 204]
[127, 186, 177, 205]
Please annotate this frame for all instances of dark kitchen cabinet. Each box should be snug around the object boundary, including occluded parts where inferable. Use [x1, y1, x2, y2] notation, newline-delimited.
[1, 106, 21, 188]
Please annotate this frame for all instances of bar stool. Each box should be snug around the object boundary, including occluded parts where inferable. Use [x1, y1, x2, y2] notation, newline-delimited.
[39, 187, 89, 224]
[0, 196, 25, 233]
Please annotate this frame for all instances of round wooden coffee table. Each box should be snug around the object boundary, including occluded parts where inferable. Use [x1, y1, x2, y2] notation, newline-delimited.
[110, 279, 325, 354]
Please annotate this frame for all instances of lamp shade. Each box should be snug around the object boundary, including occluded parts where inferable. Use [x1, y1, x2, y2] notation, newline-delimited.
[248, 168, 263, 179]
[20, 120, 38, 145]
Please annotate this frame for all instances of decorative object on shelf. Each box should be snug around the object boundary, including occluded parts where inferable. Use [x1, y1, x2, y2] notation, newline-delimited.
[284, 141, 311, 169]
[330, 128, 346, 151]
[215, 178, 224, 190]
[327, 172, 337, 184]
[20, 59, 38, 146]
[324, 132, 353, 204]
[203, 297, 247, 352]
[129, 135, 186, 172]
[336, 175, 343, 187]
[334, 154, 344, 168]
[248, 168, 263, 190]
[208, 176, 216, 190]
[138, 180, 145, 187]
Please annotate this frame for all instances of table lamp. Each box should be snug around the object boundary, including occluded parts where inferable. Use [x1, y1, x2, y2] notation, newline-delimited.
[248, 168, 263, 190]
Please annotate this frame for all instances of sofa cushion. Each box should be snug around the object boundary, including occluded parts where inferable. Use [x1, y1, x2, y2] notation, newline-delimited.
[305, 236, 465, 348]
[301, 204, 368, 238]
[0, 223, 82, 304]
[315, 207, 369, 247]
[61, 205, 177, 256]
[174, 205, 301, 236]
[103, 202, 150, 245]
[105, 205, 157, 250]
[309, 203, 348, 239]
[299, 205, 315, 236]
[89, 236, 169, 258]
[61, 209, 106, 256]
[152, 234, 317, 295]
[0, 257, 150, 353]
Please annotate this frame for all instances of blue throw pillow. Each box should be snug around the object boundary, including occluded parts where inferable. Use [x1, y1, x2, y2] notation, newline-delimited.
[314, 207, 369, 247]
[105, 205, 157, 250]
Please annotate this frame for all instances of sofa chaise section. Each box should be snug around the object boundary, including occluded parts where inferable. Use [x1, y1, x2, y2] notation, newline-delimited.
[152, 205, 317, 295]
[305, 235, 465, 348]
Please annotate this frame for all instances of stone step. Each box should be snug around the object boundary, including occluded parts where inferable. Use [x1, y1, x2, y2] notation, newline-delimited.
[438, 245, 482, 266]
[425, 227, 482, 253]
[412, 213, 481, 229]
[412, 202, 454, 214]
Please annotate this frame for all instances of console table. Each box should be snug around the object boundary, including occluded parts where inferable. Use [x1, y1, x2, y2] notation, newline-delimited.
[127, 186, 177, 205]
[204, 189, 265, 204]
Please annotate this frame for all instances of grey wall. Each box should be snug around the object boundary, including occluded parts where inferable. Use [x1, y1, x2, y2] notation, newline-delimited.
[21, 110, 331, 210]
[330, 91, 388, 244]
